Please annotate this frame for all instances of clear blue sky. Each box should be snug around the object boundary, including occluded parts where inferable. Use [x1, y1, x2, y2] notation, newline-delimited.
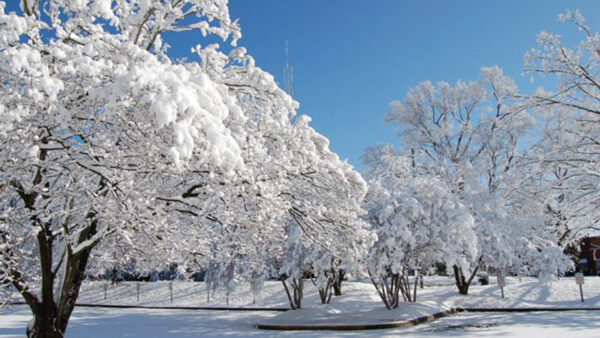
[225, 0, 600, 170]
[5, 1, 599, 170]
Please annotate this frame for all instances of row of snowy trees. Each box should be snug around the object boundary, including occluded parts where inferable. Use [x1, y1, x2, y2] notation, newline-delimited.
[0, 1, 598, 336]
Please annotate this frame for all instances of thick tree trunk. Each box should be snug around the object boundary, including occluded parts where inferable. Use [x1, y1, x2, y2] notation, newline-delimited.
[453, 265, 469, 295]
[332, 282, 342, 296]
[55, 245, 94, 334]
[27, 309, 63, 338]
[26, 246, 94, 338]
[24, 218, 98, 338]
[26, 220, 65, 338]
[332, 269, 345, 296]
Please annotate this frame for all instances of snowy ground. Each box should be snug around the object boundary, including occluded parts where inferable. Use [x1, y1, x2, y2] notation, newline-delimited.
[2, 276, 599, 337]
[2, 306, 599, 337]
[420, 276, 600, 309]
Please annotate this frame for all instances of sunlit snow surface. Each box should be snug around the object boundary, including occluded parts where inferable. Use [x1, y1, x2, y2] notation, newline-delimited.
[2, 307, 599, 338]
[2, 277, 600, 337]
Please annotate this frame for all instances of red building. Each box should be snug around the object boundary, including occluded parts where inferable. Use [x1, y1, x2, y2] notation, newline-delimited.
[578, 236, 600, 275]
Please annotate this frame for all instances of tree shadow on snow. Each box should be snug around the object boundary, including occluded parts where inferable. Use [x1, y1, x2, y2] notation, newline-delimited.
[409, 310, 600, 338]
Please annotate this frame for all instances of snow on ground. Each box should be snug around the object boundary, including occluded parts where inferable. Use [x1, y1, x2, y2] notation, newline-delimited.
[1, 306, 599, 337]
[420, 276, 600, 309]
[259, 276, 600, 328]
[2, 276, 599, 337]
[400, 310, 600, 338]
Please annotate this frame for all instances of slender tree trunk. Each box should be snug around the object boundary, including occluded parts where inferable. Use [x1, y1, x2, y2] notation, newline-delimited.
[292, 278, 303, 309]
[318, 282, 333, 304]
[398, 272, 417, 302]
[369, 270, 402, 309]
[412, 273, 418, 302]
[55, 243, 95, 334]
[313, 269, 334, 304]
[281, 276, 304, 309]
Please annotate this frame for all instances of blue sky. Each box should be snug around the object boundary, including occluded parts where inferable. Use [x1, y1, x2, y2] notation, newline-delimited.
[5, 1, 599, 170]
[225, 1, 600, 170]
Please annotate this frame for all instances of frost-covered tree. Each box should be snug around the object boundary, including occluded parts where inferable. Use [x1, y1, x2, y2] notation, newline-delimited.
[235, 114, 371, 309]
[499, 180, 574, 279]
[0, 1, 246, 337]
[150, 42, 371, 309]
[362, 146, 477, 308]
[384, 66, 568, 294]
[274, 116, 372, 308]
[514, 103, 595, 264]
[521, 9, 600, 244]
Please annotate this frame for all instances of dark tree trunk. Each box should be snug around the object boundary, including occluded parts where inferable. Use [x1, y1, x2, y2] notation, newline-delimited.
[332, 269, 345, 296]
[332, 282, 342, 296]
[452, 256, 483, 296]
[281, 277, 304, 309]
[318, 283, 333, 304]
[369, 270, 402, 310]
[453, 265, 470, 295]
[397, 268, 417, 303]
[27, 308, 63, 338]
[55, 238, 95, 334]
[315, 268, 342, 303]
[24, 219, 98, 338]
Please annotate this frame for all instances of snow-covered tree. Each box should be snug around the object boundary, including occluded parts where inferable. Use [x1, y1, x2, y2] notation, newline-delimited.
[512, 103, 594, 267]
[274, 116, 372, 308]
[362, 145, 477, 308]
[521, 9, 600, 245]
[148, 40, 371, 309]
[384, 66, 568, 294]
[499, 183, 574, 279]
[0, 1, 246, 337]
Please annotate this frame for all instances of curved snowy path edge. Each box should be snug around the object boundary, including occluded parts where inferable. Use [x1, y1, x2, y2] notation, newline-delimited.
[256, 308, 460, 331]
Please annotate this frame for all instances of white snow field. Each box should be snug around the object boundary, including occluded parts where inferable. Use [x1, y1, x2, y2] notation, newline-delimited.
[2, 306, 599, 338]
[2, 276, 600, 337]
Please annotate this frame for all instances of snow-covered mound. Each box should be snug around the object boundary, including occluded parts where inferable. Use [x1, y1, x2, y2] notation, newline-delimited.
[259, 302, 451, 328]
